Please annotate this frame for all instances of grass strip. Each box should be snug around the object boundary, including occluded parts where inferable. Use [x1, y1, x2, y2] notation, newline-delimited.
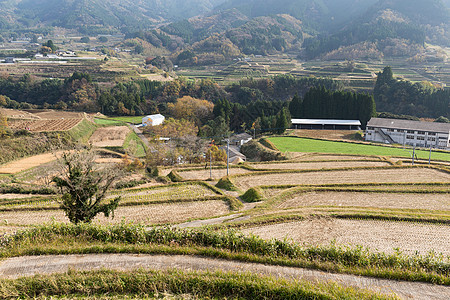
[1, 223, 448, 285]
[0, 268, 396, 300]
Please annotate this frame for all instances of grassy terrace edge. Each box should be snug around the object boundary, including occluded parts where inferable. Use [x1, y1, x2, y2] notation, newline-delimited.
[0, 223, 448, 286]
[0, 269, 396, 300]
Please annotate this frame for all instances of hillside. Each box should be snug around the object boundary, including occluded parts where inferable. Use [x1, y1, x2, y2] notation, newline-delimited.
[304, 0, 450, 59]
[0, 0, 228, 33]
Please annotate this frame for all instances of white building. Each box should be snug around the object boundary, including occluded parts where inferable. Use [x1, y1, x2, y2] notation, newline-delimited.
[142, 114, 165, 126]
[291, 119, 361, 130]
[365, 118, 450, 149]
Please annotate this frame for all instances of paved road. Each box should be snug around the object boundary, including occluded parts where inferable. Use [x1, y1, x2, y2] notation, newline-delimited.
[0, 254, 448, 299]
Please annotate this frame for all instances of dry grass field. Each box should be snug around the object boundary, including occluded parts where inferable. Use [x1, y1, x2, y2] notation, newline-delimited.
[276, 191, 450, 211]
[241, 218, 450, 256]
[89, 126, 130, 147]
[0, 151, 64, 174]
[234, 168, 450, 190]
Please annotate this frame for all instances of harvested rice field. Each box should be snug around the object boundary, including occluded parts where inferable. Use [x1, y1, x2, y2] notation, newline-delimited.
[0, 200, 230, 226]
[109, 184, 219, 203]
[235, 168, 450, 190]
[178, 168, 251, 180]
[249, 160, 391, 170]
[276, 191, 450, 211]
[241, 218, 450, 256]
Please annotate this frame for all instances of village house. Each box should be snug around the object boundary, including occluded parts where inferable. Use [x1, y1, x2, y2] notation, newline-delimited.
[365, 118, 450, 149]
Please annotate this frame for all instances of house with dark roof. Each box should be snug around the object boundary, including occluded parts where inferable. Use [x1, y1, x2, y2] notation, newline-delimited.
[230, 133, 252, 146]
[365, 118, 450, 149]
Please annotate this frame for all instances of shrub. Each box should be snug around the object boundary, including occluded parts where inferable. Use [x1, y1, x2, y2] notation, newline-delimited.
[216, 176, 237, 191]
[241, 140, 287, 162]
[167, 170, 183, 182]
[241, 187, 264, 202]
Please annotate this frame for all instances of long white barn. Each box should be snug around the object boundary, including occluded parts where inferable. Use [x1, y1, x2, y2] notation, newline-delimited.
[291, 119, 361, 130]
[365, 118, 450, 149]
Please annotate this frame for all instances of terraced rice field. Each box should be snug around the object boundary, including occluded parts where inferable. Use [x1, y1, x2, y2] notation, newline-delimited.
[249, 161, 391, 170]
[178, 168, 251, 180]
[234, 168, 450, 190]
[109, 184, 219, 203]
[0, 200, 230, 226]
[241, 218, 450, 256]
[276, 191, 450, 211]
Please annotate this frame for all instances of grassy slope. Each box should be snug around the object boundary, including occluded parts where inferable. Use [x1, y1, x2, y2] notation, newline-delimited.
[269, 137, 450, 161]
[123, 131, 146, 157]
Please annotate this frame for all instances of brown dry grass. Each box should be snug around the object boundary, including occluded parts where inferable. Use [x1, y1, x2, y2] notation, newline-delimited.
[290, 129, 361, 142]
[241, 218, 450, 255]
[0, 200, 230, 226]
[249, 161, 390, 170]
[89, 126, 130, 147]
[0, 151, 65, 174]
[178, 168, 251, 180]
[277, 191, 450, 211]
[235, 168, 450, 190]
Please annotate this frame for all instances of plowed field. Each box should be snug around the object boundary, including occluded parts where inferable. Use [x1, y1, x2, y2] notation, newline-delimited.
[8, 118, 82, 132]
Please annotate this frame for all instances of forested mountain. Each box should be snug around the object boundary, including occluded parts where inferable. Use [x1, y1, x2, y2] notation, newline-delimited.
[304, 0, 450, 59]
[0, 0, 228, 33]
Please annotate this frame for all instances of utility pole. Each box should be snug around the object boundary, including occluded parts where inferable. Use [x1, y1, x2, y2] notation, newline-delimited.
[429, 145, 432, 165]
[412, 146, 415, 165]
[226, 138, 230, 176]
[210, 148, 212, 179]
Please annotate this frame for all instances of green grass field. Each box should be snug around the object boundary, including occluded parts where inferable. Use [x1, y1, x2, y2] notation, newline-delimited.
[269, 137, 450, 162]
[94, 118, 125, 126]
[109, 116, 145, 124]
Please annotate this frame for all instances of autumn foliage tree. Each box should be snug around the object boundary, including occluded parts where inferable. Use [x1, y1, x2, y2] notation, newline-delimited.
[167, 96, 214, 127]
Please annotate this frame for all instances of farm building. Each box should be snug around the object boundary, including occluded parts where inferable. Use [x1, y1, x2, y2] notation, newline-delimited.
[142, 114, 165, 127]
[231, 133, 253, 146]
[291, 119, 361, 130]
[365, 118, 450, 149]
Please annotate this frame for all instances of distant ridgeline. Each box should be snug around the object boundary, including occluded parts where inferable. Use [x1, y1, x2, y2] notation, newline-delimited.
[374, 67, 450, 119]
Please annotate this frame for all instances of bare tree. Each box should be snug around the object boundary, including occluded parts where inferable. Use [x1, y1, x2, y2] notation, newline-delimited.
[53, 148, 122, 224]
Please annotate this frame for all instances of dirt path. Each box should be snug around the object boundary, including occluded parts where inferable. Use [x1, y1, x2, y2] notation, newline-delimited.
[0, 254, 448, 299]
[0, 151, 64, 174]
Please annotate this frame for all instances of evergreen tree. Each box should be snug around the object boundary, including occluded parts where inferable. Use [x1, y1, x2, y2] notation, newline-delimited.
[288, 93, 302, 118]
